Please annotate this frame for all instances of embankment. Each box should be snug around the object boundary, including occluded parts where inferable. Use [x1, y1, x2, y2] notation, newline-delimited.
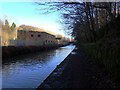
[82, 41, 120, 80]
[2, 44, 68, 58]
[82, 16, 120, 80]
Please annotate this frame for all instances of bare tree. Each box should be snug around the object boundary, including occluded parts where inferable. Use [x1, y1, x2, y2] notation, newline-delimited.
[35, 1, 120, 43]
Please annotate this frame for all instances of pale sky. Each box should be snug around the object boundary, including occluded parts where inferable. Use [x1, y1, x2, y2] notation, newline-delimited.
[0, 1, 67, 36]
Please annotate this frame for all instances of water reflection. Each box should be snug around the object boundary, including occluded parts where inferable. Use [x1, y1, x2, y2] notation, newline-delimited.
[2, 45, 75, 88]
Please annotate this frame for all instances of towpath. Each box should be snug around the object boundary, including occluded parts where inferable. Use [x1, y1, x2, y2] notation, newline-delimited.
[38, 46, 120, 88]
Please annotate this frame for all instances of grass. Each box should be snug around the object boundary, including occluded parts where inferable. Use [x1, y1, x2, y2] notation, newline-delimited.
[82, 41, 120, 80]
[81, 15, 120, 80]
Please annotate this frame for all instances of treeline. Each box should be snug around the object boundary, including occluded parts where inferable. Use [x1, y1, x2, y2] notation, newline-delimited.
[1, 19, 17, 46]
[71, 2, 120, 43]
[2, 19, 16, 32]
[36, 2, 120, 43]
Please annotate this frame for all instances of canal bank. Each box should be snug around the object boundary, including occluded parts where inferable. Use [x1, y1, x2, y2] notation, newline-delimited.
[38, 46, 120, 88]
[2, 44, 69, 59]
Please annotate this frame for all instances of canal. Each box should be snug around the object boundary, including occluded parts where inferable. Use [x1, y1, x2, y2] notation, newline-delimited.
[2, 45, 75, 88]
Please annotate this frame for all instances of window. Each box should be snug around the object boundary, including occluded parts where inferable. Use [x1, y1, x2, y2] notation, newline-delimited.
[31, 34, 34, 37]
[38, 35, 41, 37]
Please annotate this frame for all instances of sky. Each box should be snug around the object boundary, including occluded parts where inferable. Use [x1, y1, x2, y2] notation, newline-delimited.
[0, 1, 67, 36]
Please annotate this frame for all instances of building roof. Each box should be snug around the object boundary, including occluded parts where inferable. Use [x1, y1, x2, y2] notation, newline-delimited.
[18, 29, 56, 37]
[18, 25, 56, 36]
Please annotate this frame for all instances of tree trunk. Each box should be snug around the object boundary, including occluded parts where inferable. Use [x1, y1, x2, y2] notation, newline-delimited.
[114, 2, 116, 17]
[117, 2, 119, 16]
[83, 2, 92, 42]
[87, 2, 96, 42]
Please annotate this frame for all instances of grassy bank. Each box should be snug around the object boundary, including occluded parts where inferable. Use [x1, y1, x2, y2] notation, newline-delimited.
[81, 15, 120, 80]
[2, 44, 68, 58]
[82, 40, 120, 80]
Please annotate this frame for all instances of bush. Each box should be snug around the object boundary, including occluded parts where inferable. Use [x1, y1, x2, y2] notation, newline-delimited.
[82, 41, 120, 80]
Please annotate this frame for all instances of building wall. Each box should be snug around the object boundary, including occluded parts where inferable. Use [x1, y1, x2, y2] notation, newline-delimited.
[17, 30, 58, 46]
[16, 40, 43, 46]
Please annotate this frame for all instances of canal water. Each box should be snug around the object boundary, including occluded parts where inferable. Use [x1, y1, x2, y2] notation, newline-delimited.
[2, 45, 75, 88]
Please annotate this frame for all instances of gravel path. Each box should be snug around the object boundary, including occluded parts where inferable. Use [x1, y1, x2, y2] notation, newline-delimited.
[37, 46, 120, 89]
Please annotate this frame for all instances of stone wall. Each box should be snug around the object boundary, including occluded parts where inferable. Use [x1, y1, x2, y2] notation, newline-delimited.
[17, 30, 58, 46]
